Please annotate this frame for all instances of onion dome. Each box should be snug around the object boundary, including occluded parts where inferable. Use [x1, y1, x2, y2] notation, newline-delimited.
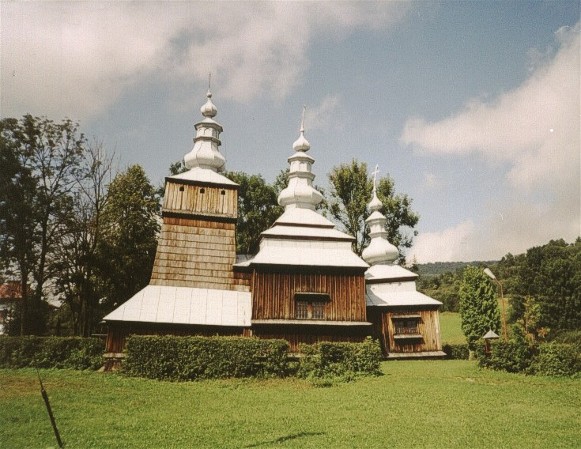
[183, 89, 226, 172]
[278, 108, 324, 210]
[361, 169, 399, 265]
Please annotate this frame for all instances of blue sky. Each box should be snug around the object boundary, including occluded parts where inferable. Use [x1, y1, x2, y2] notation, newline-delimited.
[2, 1, 579, 263]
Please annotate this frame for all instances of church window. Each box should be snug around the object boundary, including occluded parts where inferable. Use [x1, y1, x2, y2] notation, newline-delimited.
[200, 188, 205, 194]
[221, 190, 226, 195]
[392, 315, 421, 336]
[294, 293, 329, 320]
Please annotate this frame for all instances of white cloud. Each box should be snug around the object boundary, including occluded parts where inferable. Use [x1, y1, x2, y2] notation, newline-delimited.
[305, 95, 343, 131]
[403, 23, 580, 261]
[1, 2, 410, 121]
[409, 221, 476, 263]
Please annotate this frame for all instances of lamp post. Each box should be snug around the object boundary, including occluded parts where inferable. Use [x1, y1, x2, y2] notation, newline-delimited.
[483, 329, 499, 355]
[484, 268, 508, 342]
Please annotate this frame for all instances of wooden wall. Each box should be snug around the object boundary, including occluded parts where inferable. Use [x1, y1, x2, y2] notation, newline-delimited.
[251, 270, 367, 322]
[252, 325, 369, 353]
[370, 308, 442, 355]
[163, 181, 237, 219]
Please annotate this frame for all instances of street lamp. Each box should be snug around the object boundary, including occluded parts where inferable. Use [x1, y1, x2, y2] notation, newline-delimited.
[484, 268, 508, 342]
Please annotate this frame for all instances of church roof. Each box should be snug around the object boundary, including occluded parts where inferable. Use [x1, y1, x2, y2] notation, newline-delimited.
[102, 285, 252, 327]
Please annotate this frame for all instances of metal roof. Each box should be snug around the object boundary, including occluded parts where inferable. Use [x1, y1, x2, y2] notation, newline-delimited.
[365, 264, 419, 281]
[248, 238, 369, 268]
[102, 285, 251, 327]
[168, 167, 238, 186]
[366, 282, 442, 307]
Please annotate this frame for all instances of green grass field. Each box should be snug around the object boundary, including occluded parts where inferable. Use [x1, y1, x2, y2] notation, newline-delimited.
[439, 312, 465, 344]
[2, 361, 579, 449]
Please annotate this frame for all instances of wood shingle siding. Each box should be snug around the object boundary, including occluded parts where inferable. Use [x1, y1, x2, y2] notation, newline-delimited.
[150, 214, 248, 291]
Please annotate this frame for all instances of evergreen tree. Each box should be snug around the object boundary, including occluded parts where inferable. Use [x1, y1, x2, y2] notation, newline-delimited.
[459, 266, 501, 350]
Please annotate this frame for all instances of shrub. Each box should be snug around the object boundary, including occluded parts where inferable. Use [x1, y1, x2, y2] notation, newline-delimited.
[297, 337, 382, 381]
[123, 335, 290, 381]
[0, 336, 104, 370]
[530, 343, 581, 377]
[550, 330, 581, 351]
[442, 343, 469, 360]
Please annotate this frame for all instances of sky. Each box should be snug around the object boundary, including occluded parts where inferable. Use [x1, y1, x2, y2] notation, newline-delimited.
[2, 1, 580, 263]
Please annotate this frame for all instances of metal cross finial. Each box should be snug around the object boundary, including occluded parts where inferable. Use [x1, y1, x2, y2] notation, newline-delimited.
[372, 164, 380, 193]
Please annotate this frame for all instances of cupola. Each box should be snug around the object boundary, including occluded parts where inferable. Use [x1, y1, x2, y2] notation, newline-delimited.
[361, 166, 399, 265]
[277, 108, 324, 210]
[183, 88, 226, 172]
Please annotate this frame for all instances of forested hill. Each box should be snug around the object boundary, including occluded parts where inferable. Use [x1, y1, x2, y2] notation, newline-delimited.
[417, 261, 498, 279]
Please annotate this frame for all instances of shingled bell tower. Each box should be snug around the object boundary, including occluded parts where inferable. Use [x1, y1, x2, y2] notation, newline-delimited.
[150, 89, 244, 291]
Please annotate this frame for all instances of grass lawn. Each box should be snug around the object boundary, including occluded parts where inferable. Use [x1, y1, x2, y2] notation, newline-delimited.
[1, 361, 579, 449]
[439, 312, 465, 344]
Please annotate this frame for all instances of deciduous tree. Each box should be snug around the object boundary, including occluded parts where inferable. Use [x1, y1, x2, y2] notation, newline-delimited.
[225, 171, 282, 254]
[0, 116, 85, 335]
[326, 159, 419, 261]
[97, 165, 160, 311]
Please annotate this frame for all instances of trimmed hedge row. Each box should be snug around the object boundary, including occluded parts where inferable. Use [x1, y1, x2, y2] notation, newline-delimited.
[298, 337, 383, 380]
[442, 343, 469, 360]
[124, 335, 290, 380]
[478, 340, 581, 377]
[123, 335, 383, 382]
[0, 336, 105, 370]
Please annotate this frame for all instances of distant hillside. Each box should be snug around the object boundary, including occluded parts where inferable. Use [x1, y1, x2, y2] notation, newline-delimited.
[417, 261, 498, 279]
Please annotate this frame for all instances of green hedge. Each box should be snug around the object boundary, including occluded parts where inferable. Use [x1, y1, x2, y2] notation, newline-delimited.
[442, 343, 469, 360]
[123, 335, 290, 381]
[478, 339, 536, 373]
[297, 337, 382, 380]
[529, 343, 581, 377]
[0, 336, 105, 370]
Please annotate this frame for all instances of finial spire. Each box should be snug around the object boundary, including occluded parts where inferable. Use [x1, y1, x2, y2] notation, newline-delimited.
[292, 105, 310, 152]
[372, 164, 380, 194]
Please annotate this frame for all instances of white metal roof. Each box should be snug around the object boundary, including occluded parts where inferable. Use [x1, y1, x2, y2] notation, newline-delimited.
[168, 167, 238, 186]
[274, 208, 336, 228]
[365, 264, 419, 281]
[249, 238, 369, 268]
[102, 285, 251, 327]
[261, 225, 354, 241]
[366, 282, 442, 307]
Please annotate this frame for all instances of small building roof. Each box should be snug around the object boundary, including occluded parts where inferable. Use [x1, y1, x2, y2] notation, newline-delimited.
[102, 285, 251, 327]
[168, 166, 237, 186]
[366, 282, 442, 307]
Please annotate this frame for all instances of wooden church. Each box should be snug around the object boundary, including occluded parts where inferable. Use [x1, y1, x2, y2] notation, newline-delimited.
[102, 91, 444, 363]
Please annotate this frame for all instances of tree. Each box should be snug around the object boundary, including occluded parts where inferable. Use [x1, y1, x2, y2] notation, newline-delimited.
[97, 165, 160, 311]
[459, 266, 501, 350]
[326, 159, 419, 261]
[498, 238, 581, 332]
[0, 116, 85, 335]
[52, 142, 115, 336]
[225, 171, 282, 254]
